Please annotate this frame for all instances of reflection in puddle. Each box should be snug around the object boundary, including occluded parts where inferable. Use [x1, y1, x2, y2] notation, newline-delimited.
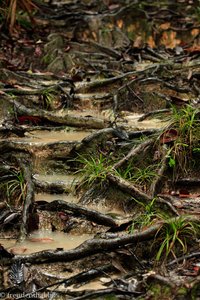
[0, 231, 93, 255]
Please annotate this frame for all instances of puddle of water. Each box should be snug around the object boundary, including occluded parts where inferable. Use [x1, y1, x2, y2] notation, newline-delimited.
[71, 280, 106, 291]
[125, 113, 168, 129]
[87, 203, 124, 217]
[12, 130, 90, 143]
[35, 193, 125, 218]
[67, 109, 105, 119]
[35, 192, 79, 203]
[0, 231, 93, 255]
[33, 173, 78, 184]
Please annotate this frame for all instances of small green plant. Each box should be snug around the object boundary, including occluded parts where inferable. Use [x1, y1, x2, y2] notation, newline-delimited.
[155, 216, 200, 261]
[162, 105, 200, 177]
[169, 105, 199, 147]
[75, 153, 112, 188]
[0, 169, 26, 206]
[131, 165, 158, 187]
[114, 162, 135, 181]
[167, 155, 176, 168]
[115, 163, 158, 190]
[41, 89, 55, 110]
[129, 198, 159, 233]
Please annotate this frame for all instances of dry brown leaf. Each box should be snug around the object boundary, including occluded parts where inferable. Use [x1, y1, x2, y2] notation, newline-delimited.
[117, 19, 123, 29]
[159, 22, 171, 30]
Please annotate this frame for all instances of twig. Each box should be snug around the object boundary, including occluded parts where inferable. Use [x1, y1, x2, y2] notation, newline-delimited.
[167, 252, 200, 267]
[17, 264, 113, 299]
[150, 148, 168, 197]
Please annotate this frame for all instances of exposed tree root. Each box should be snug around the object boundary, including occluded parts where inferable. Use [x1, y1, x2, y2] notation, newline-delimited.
[37, 199, 118, 228]
[9, 215, 199, 265]
[6, 97, 107, 129]
[112, 138, 155, 170]
[16, 156, 35, 241]
[10, 221, 163, 264]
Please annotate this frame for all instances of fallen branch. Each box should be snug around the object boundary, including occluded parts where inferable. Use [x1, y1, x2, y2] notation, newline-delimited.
[75, 71, 136, 93]
[0, 140, 77, 159]
[107, 173, 179, 215]
[87, 40, 122, 60]
[11, 215, 198, 265]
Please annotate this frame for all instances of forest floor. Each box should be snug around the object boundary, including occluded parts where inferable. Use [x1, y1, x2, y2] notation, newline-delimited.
[0, 0, 200, 299]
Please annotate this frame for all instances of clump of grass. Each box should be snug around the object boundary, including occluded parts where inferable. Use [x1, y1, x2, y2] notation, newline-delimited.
[162, 105, 200, 176]
[0, 169, 26, 206]
[170, 104, 199, 147]
[115, 163, 159, 192]
[155, 216, 200, 261]
[129, 197, 159, 233]
[74, 153, 112, 188]
[41, 89, 56, 110]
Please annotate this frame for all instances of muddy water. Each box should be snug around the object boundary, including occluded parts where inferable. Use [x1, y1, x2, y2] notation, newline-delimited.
[35, 192, 125, 219]
[65, 110, 167, 130]
[12, 130, 91, 143]
[67, 109, 104, 119]
[35, 192, 79, 203]
[0, 231, 93, 254]
[33, 173, 78, 183]
[124, 113, 168, 129]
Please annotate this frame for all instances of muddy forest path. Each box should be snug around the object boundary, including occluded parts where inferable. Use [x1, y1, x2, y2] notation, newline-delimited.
[0, 1, 200, 299]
